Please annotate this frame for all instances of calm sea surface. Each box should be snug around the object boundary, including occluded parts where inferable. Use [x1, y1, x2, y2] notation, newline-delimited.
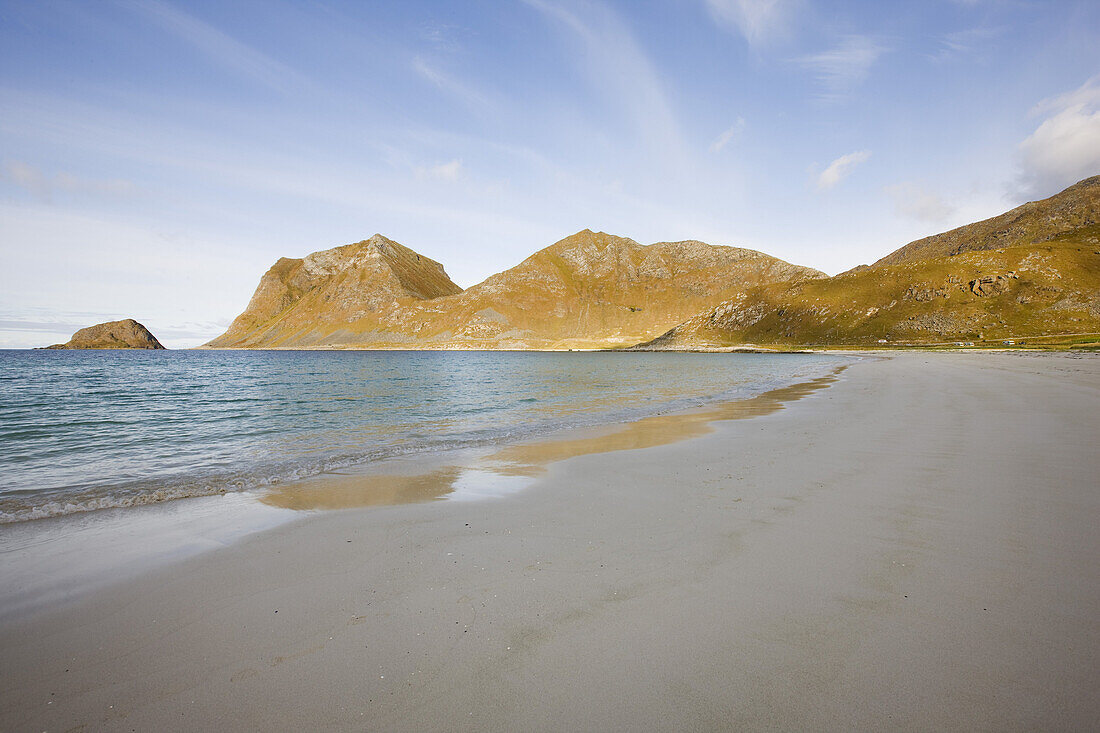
[0, 350, 845, 523]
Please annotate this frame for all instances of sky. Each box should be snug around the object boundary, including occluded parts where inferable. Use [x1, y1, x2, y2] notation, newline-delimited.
[1, 0, 1099, 348]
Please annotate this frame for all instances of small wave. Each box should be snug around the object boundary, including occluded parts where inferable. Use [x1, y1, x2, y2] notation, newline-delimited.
[0, 484, 235, 524]
[0, 354, 848, 524]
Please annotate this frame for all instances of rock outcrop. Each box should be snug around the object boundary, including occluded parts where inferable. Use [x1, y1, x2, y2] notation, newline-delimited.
[46, 319, 166, 350]
[205, 230, 825, 349]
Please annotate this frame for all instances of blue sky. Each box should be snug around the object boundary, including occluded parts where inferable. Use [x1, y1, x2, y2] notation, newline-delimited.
[2, 0, 1098, 347]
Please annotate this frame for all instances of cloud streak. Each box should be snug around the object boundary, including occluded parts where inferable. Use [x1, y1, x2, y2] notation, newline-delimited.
[522, 0, 690, 174]
[2, 161, 136, 202]
[703, 0, 795, 47]
[412, 56, 494, 113]
[929, 26, 1002, 63]
[126, 0, 309, 94]
[797, 36, 886, 102]
[709, 118, 746, 153]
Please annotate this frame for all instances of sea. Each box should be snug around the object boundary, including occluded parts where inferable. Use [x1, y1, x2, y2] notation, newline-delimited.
[0, 349, 846, 525]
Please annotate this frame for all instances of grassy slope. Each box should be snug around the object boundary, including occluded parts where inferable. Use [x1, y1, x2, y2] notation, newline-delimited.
[645, 179, 1100, 349]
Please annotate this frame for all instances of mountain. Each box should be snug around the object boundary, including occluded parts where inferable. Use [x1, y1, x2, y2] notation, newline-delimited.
[408, 230, 826, 348]
[205, 234, 463, 348]
[870, 175, 1100, 267]
[45, 319, 166, 350]
[205, 230, 825, 349]
[641, 176, 1100, 349]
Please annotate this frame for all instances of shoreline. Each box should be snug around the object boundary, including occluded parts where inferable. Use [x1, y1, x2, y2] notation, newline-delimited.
[1, 350, 842, 526]
[2, 352, 1098, 730]
[0, 356, 848, 619]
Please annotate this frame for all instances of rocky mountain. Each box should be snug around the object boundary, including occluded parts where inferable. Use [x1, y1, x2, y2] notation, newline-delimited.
[205, 234, 463, 348]
[641, 176, 1100, 349]
[46, 319, 166, 350]
[205, 230, 825, 349]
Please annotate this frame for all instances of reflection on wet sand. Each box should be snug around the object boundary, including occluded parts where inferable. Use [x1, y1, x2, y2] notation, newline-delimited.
[262, 369, 845, 512]
[263, 467, 463, 511]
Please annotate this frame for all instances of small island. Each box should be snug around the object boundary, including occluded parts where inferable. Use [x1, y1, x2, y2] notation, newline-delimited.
[44, 319, 166, 350]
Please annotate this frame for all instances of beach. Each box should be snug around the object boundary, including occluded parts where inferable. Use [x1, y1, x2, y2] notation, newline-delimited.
[2, 352, 1098, 731]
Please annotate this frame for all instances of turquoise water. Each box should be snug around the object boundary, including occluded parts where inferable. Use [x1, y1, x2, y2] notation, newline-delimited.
[0, 350, 845, 523]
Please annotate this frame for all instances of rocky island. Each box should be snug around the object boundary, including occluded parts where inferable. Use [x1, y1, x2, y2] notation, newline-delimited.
[45, 319, 166, 350]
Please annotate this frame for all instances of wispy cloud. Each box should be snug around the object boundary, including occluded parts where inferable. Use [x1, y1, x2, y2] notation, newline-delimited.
[125, 0, 308, 94]
[702, 0, 795, 48]
[522, 0, 690, 173]
[929, 26, 1002, 63]
[1015, 76, 1100, 199]
[421, 22, 465, 52]
[817, 150, 871, 190]
[1, 160, 136, 202]
[885, 181, 956, 223]
[709, 118, 746, 153]
[412, 56, 493, 113]
[797, 36, 886, 102]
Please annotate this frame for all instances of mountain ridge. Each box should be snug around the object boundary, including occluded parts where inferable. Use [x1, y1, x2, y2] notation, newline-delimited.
[642, 176, 1100, 349]
[206, 229, 825, 349]
[204, 176, 1100, 351]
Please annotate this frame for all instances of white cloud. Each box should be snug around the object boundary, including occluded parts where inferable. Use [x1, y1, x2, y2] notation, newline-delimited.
[1016, 77, 1100, 199]
[885, 181, 957, 223]
[418, 159, 463, 181]
[797, 36, 886, 102]
[2, 161, 136, 202]
[817, 150, 871, 190]
[703, 0, 795, 47]
[709, 118, 746, 153]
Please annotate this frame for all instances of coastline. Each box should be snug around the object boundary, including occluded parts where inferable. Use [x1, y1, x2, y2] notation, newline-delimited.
[2, 352, 1098, 730]
[0, 355, 846, 618]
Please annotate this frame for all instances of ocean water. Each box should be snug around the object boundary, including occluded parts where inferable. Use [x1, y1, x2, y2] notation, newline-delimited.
[0, 350, 845, 523]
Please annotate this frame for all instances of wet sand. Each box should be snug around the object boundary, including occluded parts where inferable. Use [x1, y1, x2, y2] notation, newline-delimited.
[2, 352, 1099, 731]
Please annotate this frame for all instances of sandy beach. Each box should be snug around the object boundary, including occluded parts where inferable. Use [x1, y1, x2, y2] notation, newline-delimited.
[2, 352, 1098, 731]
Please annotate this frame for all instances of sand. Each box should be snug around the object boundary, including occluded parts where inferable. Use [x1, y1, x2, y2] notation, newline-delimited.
[1, 352, 1098, 731]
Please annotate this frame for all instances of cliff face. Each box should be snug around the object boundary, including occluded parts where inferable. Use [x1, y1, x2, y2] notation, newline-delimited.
[205, 229, 825, 349]
[642, 177, 1100, 348]
[46, 319, 166, 350]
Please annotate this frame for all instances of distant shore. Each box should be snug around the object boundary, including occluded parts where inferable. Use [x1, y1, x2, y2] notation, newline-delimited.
[2, 352, 1098, 730]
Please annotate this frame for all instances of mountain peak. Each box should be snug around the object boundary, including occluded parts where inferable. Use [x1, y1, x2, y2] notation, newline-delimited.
[205, 235, 462, 348]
